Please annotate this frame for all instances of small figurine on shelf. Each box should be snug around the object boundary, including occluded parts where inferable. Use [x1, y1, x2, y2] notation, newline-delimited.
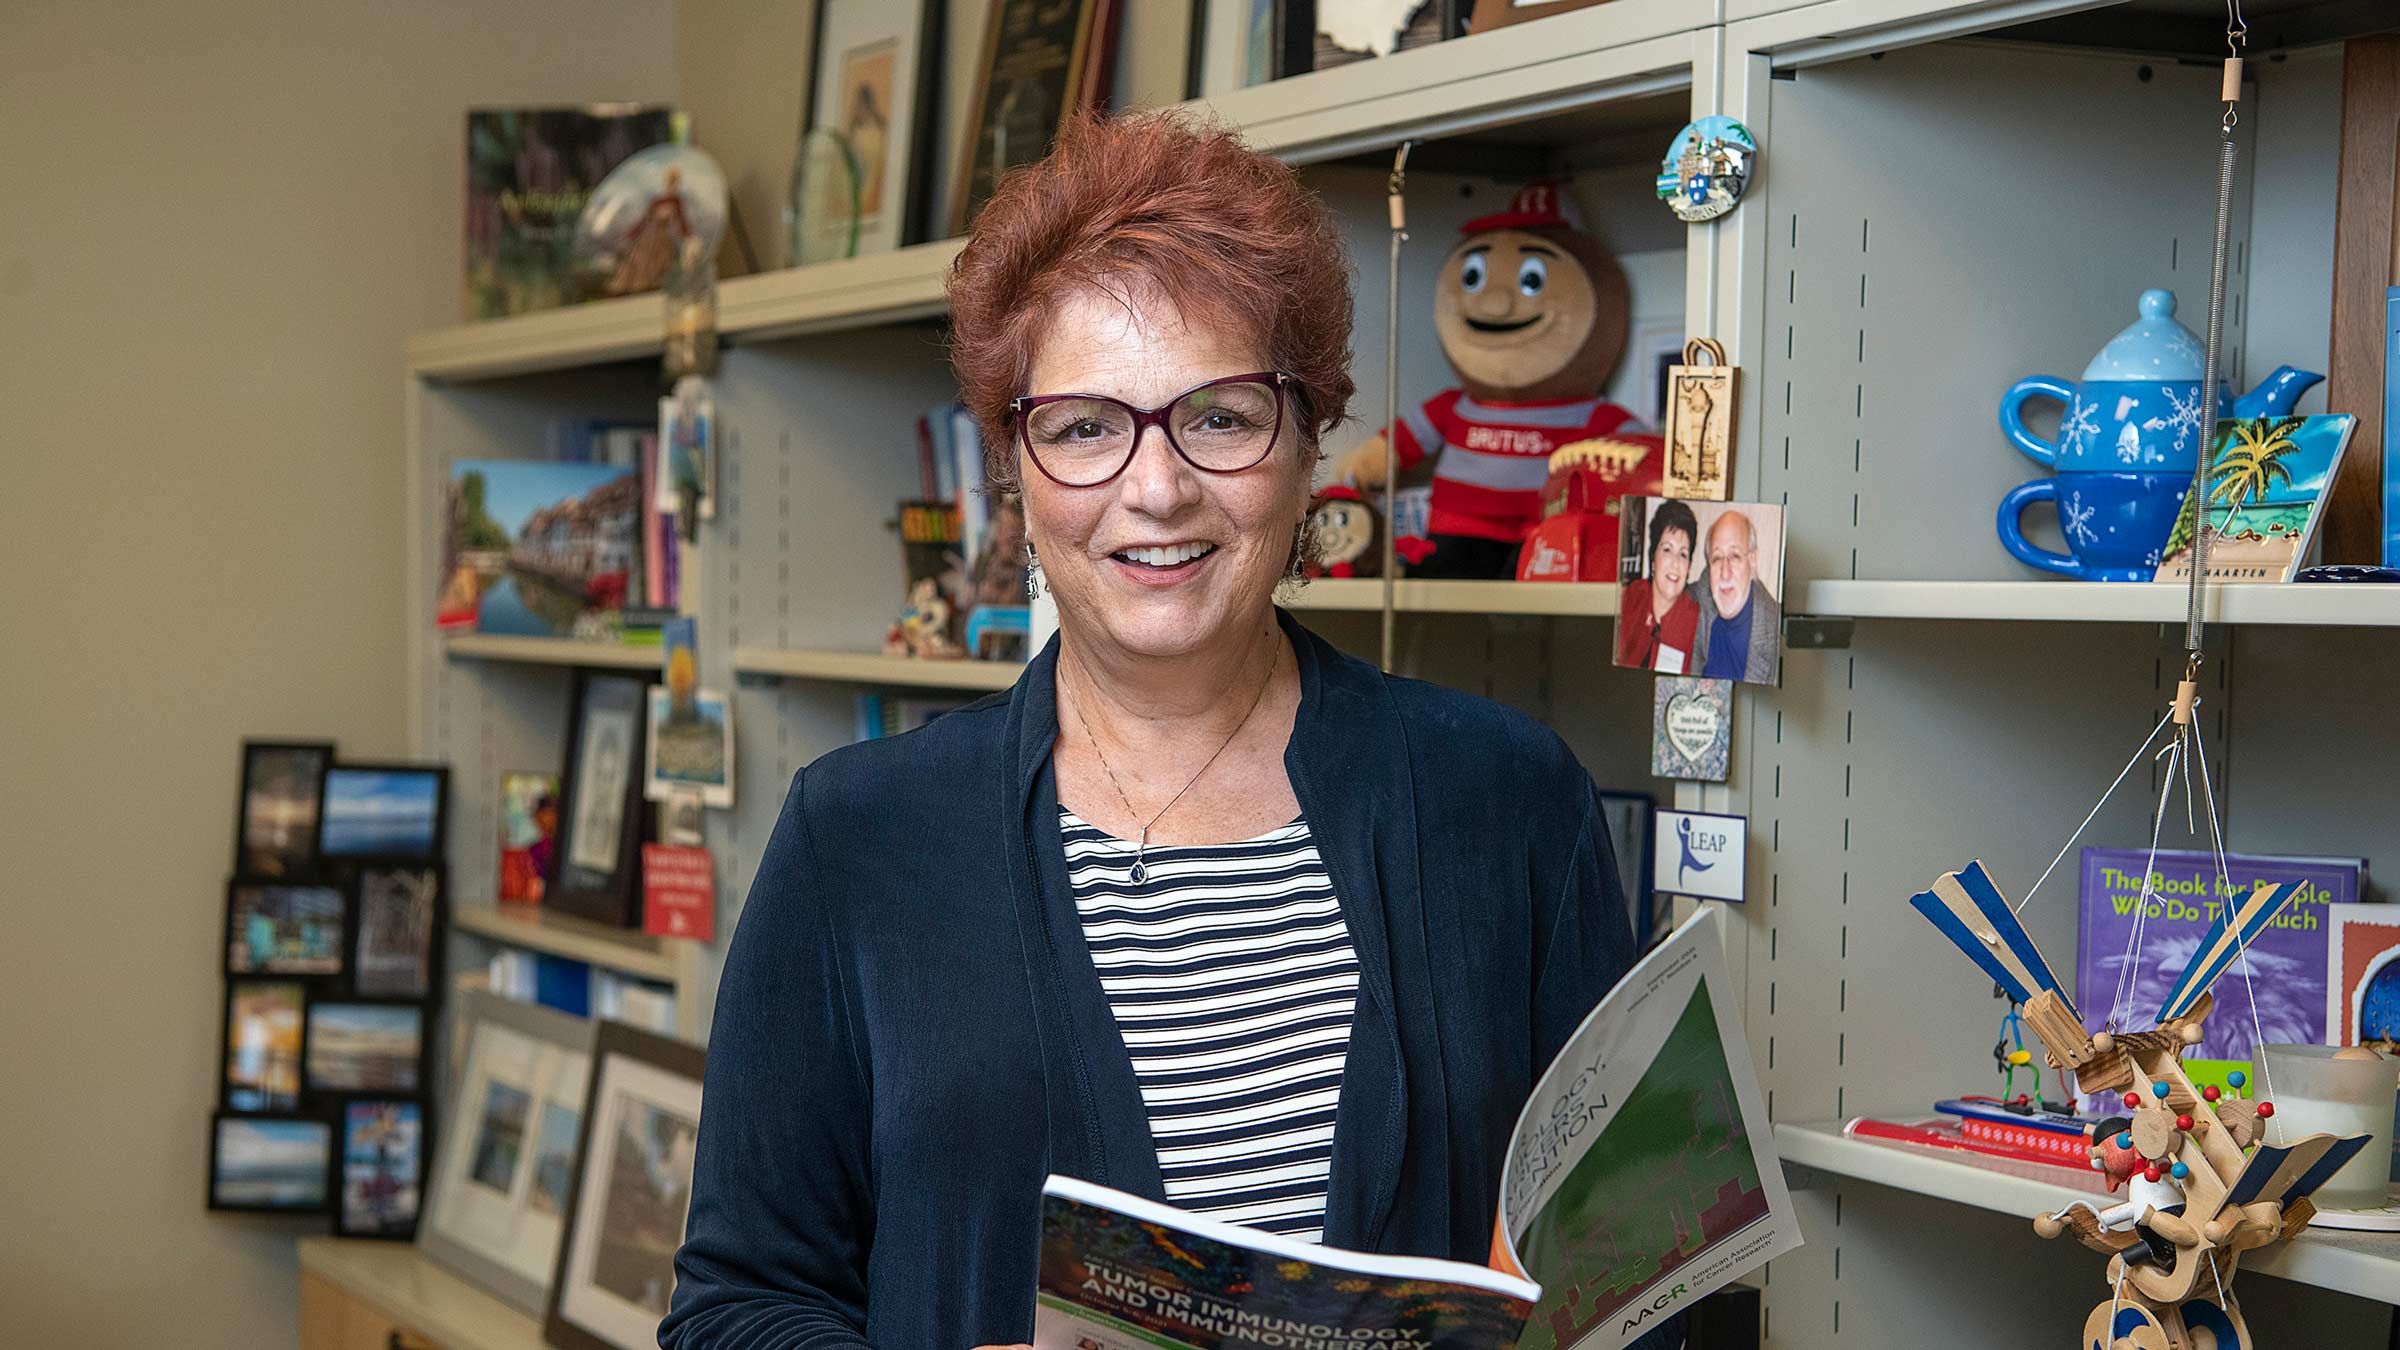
[884, 577, 964, 660]
[1301, 485, 1382, 579]
[1335, 182, 1659, 578]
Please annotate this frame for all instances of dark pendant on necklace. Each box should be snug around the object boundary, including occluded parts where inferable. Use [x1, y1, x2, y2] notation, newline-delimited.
[1131, 858, 1147, 884]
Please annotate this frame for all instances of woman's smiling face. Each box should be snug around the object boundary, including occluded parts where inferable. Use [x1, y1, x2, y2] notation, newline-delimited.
[1019, 284, 1312, 663]
[1651, 526, 1692, 604]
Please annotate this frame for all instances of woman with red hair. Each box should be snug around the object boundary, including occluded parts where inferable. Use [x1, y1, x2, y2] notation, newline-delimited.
[662, 113, 1662, 1350]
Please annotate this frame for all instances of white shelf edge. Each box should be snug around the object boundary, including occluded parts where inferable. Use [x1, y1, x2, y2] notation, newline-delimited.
[1285, 579, 1620, 616]
[450, 903, 678, 982]
[1774, 1120, 2400, 1302]
[731, 647, 1024, 691]
[1790, 580, 2400, 627]
[442, 633, 662, 670]
[409, 240, 963, 381]
[299, 1238, 546, 1350]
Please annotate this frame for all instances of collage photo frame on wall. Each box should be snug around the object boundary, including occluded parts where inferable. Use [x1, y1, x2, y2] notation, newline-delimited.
[210, 737, 448, 1238]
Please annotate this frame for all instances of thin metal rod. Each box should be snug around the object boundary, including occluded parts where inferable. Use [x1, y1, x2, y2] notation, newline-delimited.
[1379, 141, 1413, 673]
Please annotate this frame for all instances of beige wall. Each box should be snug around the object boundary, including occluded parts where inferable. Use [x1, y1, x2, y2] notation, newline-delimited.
[0, 4, 674, 1343]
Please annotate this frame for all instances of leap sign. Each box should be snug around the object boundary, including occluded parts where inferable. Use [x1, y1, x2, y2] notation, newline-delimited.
[1653, 809, 1746, 904]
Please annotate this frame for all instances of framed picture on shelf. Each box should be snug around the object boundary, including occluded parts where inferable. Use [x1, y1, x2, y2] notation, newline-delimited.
[422, 993, 598, 1316]
[499, 771, 560, 904]
[1613, 497, 1787, 686]
[351, 863, 444, 999]
[335, 1098, 428, 1240]
[948, 0, 1115, 235]
[235, 739, 334, 880]
[304, 999, 429, 1096]
[1296, 0, 1462, 73]
[319, 762, 449, 864]
[544, 1021, 707, 1350]
[551, 670, 653, 928]
[789, 0, 943, 265]
[207, 1111, 333, 1214]
[224, 879, 347, 979]
[222, 978, 308, 1112]
[644, 686, 734, 809]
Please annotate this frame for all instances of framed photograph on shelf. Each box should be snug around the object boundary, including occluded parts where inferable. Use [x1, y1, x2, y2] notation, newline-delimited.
[224, 879, 347, 979]
[319, 762, 449, 864]
[644, 686, 734, 809]
[422, 993, 598, 1316]
[544, 1021, 707, 1350]
[335, 1098, 428, 1240]
[352, 863, 444, 999]
[235, 739, 334, 880]
[790, 0, 943, 265]
[948, 0, 1115, 235]
[207, 1111, 332, 1214]
[1297, 0, 1462, 73]
[1613, 497, 1788, 686]
[304, 999, 428, 1096]
[222, 978, 308, 1112]
[551, 670, 653, 928]
[499, 771, 560, 904]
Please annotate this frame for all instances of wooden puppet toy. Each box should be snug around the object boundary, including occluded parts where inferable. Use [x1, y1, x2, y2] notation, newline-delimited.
[1336, 183, 1660, 578]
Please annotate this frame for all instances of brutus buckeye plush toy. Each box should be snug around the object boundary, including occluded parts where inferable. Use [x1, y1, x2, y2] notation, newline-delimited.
[1337, 183, 1659, 578]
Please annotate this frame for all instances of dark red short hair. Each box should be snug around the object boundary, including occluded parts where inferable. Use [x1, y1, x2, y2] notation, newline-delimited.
[947, 110, 1356, 489]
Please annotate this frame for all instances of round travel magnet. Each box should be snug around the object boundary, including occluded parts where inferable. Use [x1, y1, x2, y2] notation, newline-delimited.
[1657, 116, 1757, 223]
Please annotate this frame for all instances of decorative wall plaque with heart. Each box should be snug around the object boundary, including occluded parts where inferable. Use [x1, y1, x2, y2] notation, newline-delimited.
[1652, 676, 1730, 781]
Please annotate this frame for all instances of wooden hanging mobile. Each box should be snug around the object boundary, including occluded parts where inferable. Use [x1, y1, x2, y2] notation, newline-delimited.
[1908, 10, 2374, 1348]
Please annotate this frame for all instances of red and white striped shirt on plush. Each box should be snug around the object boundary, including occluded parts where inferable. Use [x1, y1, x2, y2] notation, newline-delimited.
[1392, 391, 1642, 541]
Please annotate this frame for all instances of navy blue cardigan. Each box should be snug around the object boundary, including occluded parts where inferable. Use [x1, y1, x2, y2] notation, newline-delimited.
[661, 612, 1665, 1349]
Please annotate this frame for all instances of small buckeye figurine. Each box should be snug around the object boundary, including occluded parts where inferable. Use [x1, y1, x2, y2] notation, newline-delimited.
[1337, 182, 1657, 578]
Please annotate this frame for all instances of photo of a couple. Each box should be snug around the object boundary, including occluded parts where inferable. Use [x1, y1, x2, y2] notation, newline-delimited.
[1612, 497, 1787, 685]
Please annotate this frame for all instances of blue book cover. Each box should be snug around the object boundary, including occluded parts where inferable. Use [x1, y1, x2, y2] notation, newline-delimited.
[2074, 848, 2360, 1096]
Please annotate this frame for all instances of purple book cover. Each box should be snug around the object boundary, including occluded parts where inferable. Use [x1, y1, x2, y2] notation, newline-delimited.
[2075, 848, 2359, 1075]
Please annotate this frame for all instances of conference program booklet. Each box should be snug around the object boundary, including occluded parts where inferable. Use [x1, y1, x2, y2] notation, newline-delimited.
[1032, 911, 1796, 1350]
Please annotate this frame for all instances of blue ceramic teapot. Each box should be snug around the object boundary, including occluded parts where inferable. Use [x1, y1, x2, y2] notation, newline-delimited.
[1996, 288, 2322, 580]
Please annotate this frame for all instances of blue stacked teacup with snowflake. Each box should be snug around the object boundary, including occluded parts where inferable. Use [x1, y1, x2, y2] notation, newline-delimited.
[1996, 287, 2321, 581]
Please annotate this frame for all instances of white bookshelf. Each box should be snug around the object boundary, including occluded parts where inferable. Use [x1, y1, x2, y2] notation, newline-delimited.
[449, 903, 680, 983]
[300, 1238, 545, 1350]
[1776, 1120, 2400, 1303]
[732, 647, 1024, 690]
[442, 633, 663, 670]
[1791, 580, 2400, 627]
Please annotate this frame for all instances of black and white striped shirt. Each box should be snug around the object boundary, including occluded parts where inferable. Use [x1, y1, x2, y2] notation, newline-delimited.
[1061, 809, 1360, 1241]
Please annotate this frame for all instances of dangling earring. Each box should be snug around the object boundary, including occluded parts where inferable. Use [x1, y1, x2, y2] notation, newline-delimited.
[1026, 541, 1045, 598]
[1285, 519, 1310, 585]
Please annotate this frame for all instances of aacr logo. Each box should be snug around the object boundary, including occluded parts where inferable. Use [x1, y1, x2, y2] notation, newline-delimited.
[1621, 1283, 1689, 1332]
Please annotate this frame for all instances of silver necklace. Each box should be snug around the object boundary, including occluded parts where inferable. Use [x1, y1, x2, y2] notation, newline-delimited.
[1070, 641, 1281, 885]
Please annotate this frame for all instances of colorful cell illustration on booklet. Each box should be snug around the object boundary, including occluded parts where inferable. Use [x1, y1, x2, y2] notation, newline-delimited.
[499, 771, 560, 904]
[1036, 1190, 1534, 1350]
[1511, 984, 1771, 1350]
[439, 460, 643, 638]
[2155, 414, 2357, 583]
[1335, 183, 1661, 578]
[1614, 498, 1785, 685]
